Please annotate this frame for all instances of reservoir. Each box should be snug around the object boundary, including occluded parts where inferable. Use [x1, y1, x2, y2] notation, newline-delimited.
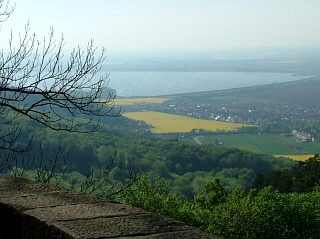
[107, 71, 311, 97]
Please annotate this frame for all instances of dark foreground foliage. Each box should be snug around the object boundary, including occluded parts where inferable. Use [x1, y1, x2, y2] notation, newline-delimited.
[255, 155, 320, 193]
[119, 174, 320, 239]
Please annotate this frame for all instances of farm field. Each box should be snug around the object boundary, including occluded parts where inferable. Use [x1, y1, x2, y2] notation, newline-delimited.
[274, 154, 314, 161]
[199, 134, 320, 156]
[123, 111, 249, 133]
[114, 97, 170, 105]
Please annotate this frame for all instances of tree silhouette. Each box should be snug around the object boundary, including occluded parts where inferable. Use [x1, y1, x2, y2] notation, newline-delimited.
[0, 0, 119, 170]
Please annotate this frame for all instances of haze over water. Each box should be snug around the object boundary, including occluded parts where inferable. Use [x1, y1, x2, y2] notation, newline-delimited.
[108, 71, 310, 97]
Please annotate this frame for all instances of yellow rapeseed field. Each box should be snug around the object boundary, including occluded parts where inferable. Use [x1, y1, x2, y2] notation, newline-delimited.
[123, 111, 250, 133]
[274, 154, 314, 161]
[115, 98, 170, 105]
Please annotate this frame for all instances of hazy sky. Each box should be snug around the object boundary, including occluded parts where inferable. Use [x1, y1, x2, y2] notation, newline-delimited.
[1, 0, 320, 54]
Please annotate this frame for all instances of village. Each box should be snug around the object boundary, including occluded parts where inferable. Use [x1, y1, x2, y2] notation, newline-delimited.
[126, 97, 320, 141]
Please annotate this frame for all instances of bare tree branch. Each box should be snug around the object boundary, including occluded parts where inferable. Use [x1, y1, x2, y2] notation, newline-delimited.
[0, 26, 120, 132]
[0, 1, 121, 173]
[80, 151, 141, 199]
[0, 0, 14, 22]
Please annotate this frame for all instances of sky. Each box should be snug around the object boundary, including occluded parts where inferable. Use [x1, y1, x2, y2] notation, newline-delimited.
[1, 0, 320, 54]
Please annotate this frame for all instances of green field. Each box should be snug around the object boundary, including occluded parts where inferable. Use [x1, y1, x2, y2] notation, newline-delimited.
[199, 134, 320, 156]
[124, 111, 250, 133]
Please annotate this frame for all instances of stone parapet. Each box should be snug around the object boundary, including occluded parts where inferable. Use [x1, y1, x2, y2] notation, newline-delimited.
[0, 175, 217, 239]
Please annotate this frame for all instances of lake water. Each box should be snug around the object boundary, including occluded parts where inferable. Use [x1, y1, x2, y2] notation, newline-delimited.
[107, 71, 311, 97]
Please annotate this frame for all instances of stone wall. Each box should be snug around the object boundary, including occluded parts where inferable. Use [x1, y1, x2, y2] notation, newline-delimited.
[0, 175, 217, 239]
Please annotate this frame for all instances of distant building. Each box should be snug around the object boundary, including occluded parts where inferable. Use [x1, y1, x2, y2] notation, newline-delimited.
[191, 128, 202, 134]
[215, 139, 224, 145]
[292, 130, 314, 143]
